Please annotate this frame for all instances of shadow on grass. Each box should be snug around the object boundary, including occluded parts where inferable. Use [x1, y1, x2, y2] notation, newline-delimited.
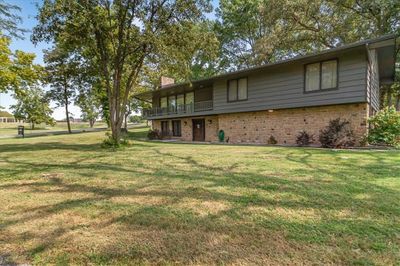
[0, 140, 399, 264]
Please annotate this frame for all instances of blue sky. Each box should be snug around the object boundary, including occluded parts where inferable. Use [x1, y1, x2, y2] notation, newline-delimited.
[1, 0, 219, 119]
[0, 0, 78, 119]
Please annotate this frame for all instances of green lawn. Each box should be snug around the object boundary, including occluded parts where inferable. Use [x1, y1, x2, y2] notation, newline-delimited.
[0, 127, 399, 265]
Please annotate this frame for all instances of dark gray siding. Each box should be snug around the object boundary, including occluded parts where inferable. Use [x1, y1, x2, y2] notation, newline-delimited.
[213, 47, 368, 114]
[367, 49, 380, 111]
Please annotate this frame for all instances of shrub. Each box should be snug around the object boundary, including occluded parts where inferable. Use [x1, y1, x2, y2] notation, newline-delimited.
[267, 135, 277, 145]
[319, 118, 355, 148]
[367, 107, 400, 147]
[296, 131, 314, 146]
[147, 129, 161, 140]
[101, 132, 129, 149]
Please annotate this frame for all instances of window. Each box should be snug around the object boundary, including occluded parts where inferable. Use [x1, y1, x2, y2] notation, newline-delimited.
[177, 94, 184, 106]
[228, 78, 247, 102]
[177, 94, 185, 113]
[168, 95, 176, 112]
[172, 120, 181, 137]
[185, 92, 194, 104]
[185, 92, 194, 113]
[305, 63, 320, 92]
[305, 59, 338, 92]
[228, 80, 238, 101]
[160, 97, 167, 108]
[238, 78, 247, 100]
[321, 60, 337, 89]
[161, 121, 169, 136]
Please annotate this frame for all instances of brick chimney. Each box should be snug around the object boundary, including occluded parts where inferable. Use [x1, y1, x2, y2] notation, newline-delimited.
[160, 76, 175, 87]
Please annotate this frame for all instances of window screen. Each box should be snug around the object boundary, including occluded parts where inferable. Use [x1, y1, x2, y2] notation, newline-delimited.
[238, 78, 247, 100]
[321, 60, 337, 89]
[305, 63, 320, 92]
[228, 80, 238, 101]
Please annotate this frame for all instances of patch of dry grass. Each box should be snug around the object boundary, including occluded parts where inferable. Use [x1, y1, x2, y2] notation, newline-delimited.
[0, 128, 399, 265]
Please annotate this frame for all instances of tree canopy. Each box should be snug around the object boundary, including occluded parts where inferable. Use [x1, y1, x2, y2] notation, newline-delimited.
[0, 0, 26, 38]
[11, 86, 55, 129]
[215, 0, 400, 71]
[33, 0, 217, 144]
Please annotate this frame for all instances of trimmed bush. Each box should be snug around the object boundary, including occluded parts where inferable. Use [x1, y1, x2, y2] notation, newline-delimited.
[101, 132, 129, 149]
[147, 129, 161, 140]
[267, 135, 277, 145]
[319, 118, 355, 148]
[296, 131, 314, 146]
[367, 107, 400, 147]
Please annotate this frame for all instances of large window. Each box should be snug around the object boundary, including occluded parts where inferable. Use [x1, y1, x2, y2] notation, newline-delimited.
[228, 77, 247, 102]
[160, 97, 167, 108]
[305, 59, 338, 92]
[161, 121, 169, 136]
[177, 94, 185, 113]
[168, 95, 176, 112]
[177, 94, 184, 106]
[172, 120, 181, 137]
[185, 92, 194, 112]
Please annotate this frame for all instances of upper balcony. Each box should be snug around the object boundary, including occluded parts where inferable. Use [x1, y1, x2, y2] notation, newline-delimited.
[137, 79, 214, 119]
[143, 100, 213, 119]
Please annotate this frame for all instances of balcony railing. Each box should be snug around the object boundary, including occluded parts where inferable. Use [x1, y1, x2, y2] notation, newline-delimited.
[143, 100, 213, 118]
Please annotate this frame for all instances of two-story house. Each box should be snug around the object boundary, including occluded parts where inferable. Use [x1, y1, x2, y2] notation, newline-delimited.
[135, 35, 398, 145]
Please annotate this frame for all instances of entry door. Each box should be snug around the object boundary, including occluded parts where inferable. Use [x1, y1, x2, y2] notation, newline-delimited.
[192, 119, 205, 141]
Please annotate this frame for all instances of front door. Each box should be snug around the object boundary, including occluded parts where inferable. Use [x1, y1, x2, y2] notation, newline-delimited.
[192, 119, 205, 141]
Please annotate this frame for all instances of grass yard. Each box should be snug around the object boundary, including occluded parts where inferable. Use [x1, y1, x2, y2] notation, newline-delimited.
[0, 121, 108, 136]
[0, 127, 399, 265]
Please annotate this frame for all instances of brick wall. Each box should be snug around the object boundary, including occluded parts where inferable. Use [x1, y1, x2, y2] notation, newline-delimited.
[218, 103, 369, 145]
[151, 103, 369, 145]
[152, 116, 219, 142]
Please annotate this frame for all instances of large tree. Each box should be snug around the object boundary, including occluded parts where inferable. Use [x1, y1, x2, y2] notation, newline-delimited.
[1, 2, 42, 96]
[216, 0, 400, 107]
[33, 0, 214, 144]
[0, 0, 26, 38]
[216, 0, 399, 70]
[11, 86, 55, 129]
[0, 36, 42, 94]
[75, 85, 101, 128]
[44, 47, 81, 133]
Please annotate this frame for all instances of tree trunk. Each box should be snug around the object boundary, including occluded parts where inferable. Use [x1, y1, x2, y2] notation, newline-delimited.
[31, 122, 34, 130]
[64, 86, 72, 134]
[111, 123, 121, 142]
[89, 119, 95, 128]
[396, 94, 400, 111]
[124, 113, 128, 130]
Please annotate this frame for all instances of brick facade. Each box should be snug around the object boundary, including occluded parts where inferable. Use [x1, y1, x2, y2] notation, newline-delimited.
[152, 103, 369, 145]
[152, 116, 219, 142]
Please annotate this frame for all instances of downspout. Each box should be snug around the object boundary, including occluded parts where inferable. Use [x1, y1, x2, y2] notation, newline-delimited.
[365, 43, 370, 105]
